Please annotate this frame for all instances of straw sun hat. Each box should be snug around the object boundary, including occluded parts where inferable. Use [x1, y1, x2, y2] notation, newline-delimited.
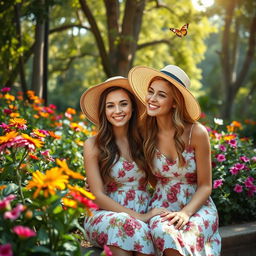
[80, 76, 146, 125]
[128, 65, 201, 120]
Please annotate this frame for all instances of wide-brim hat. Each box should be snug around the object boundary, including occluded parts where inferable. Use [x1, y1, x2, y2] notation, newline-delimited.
[80, 76, 146, 125]
[128, 65, 201, 120]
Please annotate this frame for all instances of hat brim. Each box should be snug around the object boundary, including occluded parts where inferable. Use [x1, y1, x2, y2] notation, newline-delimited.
[128, 66, 201, 121]
[80, 78, 146, 125]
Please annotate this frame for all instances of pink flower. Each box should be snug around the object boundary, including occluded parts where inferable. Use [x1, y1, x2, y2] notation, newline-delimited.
[3, 109, 12, 115]
[4, 204, 25, 220]
[41, 150, 54, 162]
[218, 145, 226, 152]
[228, 139, 237, 148]
[12, 225, 36, 238]
[239, 156, 250, 162]
[0, 195, 16, 210]
[96, 232, 108, 246]
[0, 123, 11, 133]
[213, 179, 223, 189]
[134, 242, 144, 252]
[216, 154, 226, 162]
[244, 177, 254, 188]
[0, 243, 13, 256]
[229, 166, 239, 175]
[49, 104, 57, 110]
[234, 184, 243, 193]
[251, 156, 256, 162]
[1, 87, 11, 93]
[234, 163, 245, 170]
[103, 245, 113, 256]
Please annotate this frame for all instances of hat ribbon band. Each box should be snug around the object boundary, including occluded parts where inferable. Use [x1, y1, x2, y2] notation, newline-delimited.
[160, 70, 186, 88]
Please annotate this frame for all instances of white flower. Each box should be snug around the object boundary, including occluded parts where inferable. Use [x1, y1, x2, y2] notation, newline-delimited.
[214, 118, 223, 125]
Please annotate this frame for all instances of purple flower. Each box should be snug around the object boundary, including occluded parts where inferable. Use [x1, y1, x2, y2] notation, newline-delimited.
[216, 154, 226, 162]
[218, 144, 226, 152]
[213, 179, 223, 189]
[234, 184, 243, 193]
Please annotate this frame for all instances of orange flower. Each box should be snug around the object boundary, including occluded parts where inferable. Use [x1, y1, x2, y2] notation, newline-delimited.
[4, 94, 15, 101]
[62, 197, 78, 208]
[0, 185, 7, 191]
[66, 108, 76, 115]
[9, 118, 27, 129]
[48, 131, 61, 139]
[26, 168, 69, 198]
[39, 112, 49, 118]
[223, 134, 236, 141]
[10, 113, 20, 118]
[0, 131, 19, 144]
[21, 134, 44, 148]
[68, 184, 95, 200]
[33, 129, 46, 138]
[56, 159, 84, 180]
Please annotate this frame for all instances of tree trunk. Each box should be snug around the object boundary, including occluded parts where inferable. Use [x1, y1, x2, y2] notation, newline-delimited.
[14, 3, 28, 96]
[31, 0, 45, 98]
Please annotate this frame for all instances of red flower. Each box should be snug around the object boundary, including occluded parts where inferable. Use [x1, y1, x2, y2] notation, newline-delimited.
[196, 236, 204, 251]
[122, 161, 134, 171]
[154, 237, 164, 251]
[96, 232, 108, 246]
[185, 173, 197, 184]
[134, 242, 144, 252]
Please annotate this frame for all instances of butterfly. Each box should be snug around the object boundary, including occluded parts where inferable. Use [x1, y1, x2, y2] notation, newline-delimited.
[169, 24, 189, 37]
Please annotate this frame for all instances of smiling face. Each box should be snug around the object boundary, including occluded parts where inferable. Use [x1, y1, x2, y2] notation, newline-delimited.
[146, 79, 176, 117]
[105, 89, 133, 127]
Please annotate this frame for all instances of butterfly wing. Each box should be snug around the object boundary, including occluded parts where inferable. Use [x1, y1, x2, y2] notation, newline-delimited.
[170, 23, 189, 37]
[170, 28, 182, 37]
[180, 23, 189, 37]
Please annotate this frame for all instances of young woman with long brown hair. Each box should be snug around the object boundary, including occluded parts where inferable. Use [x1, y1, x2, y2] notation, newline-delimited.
[129, 65, 221, 256]
[80, 76, 163, 256]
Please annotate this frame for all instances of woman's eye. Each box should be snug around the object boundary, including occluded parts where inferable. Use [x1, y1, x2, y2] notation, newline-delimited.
[159, 94, 166, 98]
[121, 102, 128, 107]
[106, 105, 114, 109]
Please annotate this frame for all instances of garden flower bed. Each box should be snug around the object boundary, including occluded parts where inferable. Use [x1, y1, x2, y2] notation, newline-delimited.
[0, 87, 255, 255]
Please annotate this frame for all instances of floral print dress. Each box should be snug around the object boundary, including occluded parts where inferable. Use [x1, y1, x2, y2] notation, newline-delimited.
[149, 132, 221, 256]
[84, 157, 154, 254]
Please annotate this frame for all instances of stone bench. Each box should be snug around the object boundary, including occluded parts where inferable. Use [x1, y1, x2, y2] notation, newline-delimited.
[81, 221, 256, 256]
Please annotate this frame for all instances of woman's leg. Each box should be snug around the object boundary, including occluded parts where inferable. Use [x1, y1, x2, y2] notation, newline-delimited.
[108, 245, 133, 256]
[164, 248, 182, 256]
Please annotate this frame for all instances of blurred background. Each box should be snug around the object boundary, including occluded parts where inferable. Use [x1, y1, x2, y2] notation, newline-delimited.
[1, 0, 255, 120]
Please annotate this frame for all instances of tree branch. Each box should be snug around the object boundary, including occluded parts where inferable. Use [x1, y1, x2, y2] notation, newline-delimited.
[49, 24, 90, 34]
[137, 39, 172, 50]
[79, 0, 111, 76]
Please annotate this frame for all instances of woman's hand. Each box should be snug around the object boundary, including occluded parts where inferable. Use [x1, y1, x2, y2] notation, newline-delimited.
[160, 210, 190, 230]
[138, 208, 165, 223]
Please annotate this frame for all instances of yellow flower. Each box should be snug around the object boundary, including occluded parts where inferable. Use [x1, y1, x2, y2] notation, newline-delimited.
[224, 134, 236, 141]
[56, 159, 85, 180]
[33, 129, 46, 138]
[4, 93, 15, 101]
[62, 197, 78, 208]
[9, 118, 27, 128]
[26, 168, 69, 198]
[48, 131, 61, 139]
[70, 122, 83, 131]
[75, 139, 84, 147]
[39, 112, 49, 118]
[68, 184, 95, 200]
[21, 134, 44, 148]
[0, 131, 19, 144]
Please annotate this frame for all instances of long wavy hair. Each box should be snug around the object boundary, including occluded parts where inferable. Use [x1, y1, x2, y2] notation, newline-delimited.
[143, 77, 195, 170]
[95, 86, 147, 184]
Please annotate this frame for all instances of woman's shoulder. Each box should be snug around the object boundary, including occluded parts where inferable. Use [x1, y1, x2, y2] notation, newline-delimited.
[83, 136, 99, 157]
[190, 122, 210, 148]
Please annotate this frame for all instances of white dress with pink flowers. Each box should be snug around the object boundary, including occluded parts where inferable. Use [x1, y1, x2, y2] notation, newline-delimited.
[149, 136, 221, 255]
[83, 157, 154, 254]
